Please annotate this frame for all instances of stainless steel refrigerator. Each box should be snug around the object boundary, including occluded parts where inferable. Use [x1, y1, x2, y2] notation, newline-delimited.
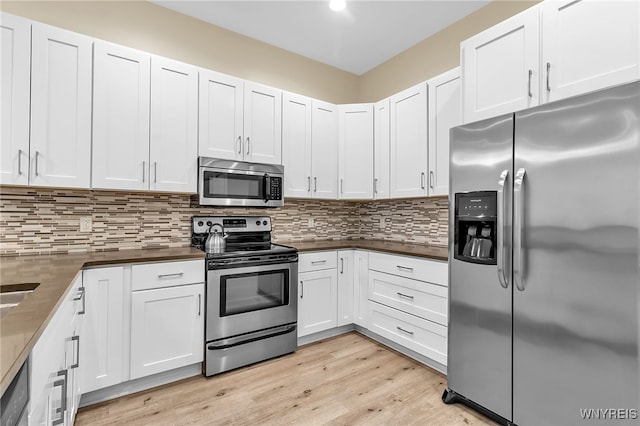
[444, 81, 640, 425]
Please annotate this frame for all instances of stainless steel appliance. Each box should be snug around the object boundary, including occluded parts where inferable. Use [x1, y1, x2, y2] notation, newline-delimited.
[1, 358, 29, 426]
[198, 157, 284, 207]
[444, 81, 640, 425]
[191, 216, 298, 377]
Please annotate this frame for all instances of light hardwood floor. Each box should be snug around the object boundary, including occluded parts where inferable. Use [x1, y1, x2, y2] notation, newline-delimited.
[76, 332, 495, 425]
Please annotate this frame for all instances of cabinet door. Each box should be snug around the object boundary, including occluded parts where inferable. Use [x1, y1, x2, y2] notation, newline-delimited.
[390, 83, 428, 198]
[198, 70, 243, 160]
[338, 103, 374, 200]
[130, 283, 204, 379]
[0, 13, 30, 186]
[428, 68, 460, 196]
[311, 100, 339, 199]
[30, 23, 92, 189]
[541, 0, 640, 103]
[373, 98, 390, 199]
[337, 250, 354, 327]
[282, 92, 312, 198]
[81, 267, 126, 393]
[149, 56, 198, 193]
[353, 250, 369, 327]
[92, 41, 150, 190]
[461, 6, 540, 123]
[243, 82, 282, 165]
[298, 269, 338, 337]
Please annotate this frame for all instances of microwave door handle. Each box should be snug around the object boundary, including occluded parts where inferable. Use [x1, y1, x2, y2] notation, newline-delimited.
[264, 174, 271, 203]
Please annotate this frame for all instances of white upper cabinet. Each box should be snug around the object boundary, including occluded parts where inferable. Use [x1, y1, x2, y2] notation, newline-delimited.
[427, 68, 461, 197]
[243, 81, 282, 165]
[92, 41, 151, 190]
[461, 6, 540, 124]
[150, 56, 198, 193]
[282, 92, 313, 198]
[541, 0, 640, 103]
[338, 103, 374, 200]
[199, 71, 282, 165]
[0, 13, 30, 186]
[389, 82, 428, 198]
[373, 98, 391, 199]
[30, 23, 93, 188]
[311, 100, 338, 199]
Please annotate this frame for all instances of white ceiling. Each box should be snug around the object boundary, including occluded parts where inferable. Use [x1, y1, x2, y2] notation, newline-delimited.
[150, 0, 490, 75]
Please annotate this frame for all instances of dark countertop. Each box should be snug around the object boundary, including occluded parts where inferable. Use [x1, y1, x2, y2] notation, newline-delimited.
[279, 239, 449, 262]
[0, 247, 204, 395]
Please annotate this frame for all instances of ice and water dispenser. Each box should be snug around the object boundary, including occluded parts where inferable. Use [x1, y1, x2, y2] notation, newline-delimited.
[454, 191, 497, 265]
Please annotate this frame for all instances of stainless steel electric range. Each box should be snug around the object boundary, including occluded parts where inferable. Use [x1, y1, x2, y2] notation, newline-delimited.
[191, 216, 298, 377]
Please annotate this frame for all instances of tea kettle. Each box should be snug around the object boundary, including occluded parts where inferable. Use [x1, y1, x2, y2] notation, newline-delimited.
[205, 223, 228, 253]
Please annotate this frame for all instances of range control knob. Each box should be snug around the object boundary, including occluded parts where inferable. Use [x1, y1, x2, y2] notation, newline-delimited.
[206, 221, 212, 227]
[263, 220, 268, 226]
[197, 221, 204, 227]
[256, 220, 261, 226]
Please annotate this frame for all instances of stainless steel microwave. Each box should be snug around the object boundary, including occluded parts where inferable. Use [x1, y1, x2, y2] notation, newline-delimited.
[198, 157, 284, 207]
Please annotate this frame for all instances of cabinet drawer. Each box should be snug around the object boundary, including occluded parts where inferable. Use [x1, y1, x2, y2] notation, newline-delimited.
[368, 301, 447, 365]
[298, 251, 338, 272]
[369, 270, 447, 326]
[369, 252, 447, 286]
[132, 260, 204, 291]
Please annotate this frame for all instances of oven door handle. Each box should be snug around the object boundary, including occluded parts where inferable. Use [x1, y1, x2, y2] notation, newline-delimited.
[207, 324, 297, 351]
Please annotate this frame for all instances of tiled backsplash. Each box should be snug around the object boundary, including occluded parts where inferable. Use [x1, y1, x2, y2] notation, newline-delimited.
[0, 187, 448, 256]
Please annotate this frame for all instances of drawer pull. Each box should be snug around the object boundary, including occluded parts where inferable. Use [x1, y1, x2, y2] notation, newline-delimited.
[396, 326, 414, 336]
[158, 272, 184, 279]
[396, 265, 414, 272]
[311, 260, 327, 265]
[70, 335, 80, 369]
[396, 292, 414, 300]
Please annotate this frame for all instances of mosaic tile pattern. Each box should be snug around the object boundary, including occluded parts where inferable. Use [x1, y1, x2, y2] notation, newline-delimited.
[0, 187, 448, 257]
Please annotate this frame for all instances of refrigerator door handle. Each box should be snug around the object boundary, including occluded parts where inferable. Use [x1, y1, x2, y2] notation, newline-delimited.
[514, 167, 526, 291]
[497, 169, 510, 289]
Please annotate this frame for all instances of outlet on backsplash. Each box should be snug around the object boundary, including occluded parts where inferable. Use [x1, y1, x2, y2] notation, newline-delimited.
[308, 218, 314, 227]
[79, 216, 92, 233]
[379, 217, 385, 228]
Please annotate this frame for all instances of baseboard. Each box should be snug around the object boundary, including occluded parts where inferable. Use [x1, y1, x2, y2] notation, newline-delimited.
[297, 324, 356, 346]
[79, 363, 202, 408]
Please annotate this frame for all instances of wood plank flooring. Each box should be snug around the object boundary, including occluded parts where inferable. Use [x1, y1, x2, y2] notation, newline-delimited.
[76, 332, 495, 425]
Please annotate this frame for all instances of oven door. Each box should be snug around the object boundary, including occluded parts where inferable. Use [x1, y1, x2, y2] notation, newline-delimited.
[206, 261, 297, 341]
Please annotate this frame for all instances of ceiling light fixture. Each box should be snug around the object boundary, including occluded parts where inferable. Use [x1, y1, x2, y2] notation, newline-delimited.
[329, 0, 346, 12]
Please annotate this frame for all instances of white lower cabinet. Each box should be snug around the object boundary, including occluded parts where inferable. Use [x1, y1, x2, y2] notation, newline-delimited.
[29, 275, 84, 426]
[81, 266, 127, 394]
[130, 283, 204, 379]
[298, 251, 338, 337]
[337, 250, 354, 326]
[353, 250, 369, 327]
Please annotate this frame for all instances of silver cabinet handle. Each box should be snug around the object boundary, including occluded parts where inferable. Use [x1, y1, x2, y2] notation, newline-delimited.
[198, 294, 202, 316]
[307, 176, 311, 192]
[340, 258, 344, 274]
[546, 62, 551, 92]
[237, 136, 242, 155]
[396, 265, 414, 272]
[429, 171, 434, 189]
[396, 326, 414, 336]
[74, 286, 86, 315]
[142, 161, 146, 182]
[52, 370, 68, 425]
[340, 179, 344, 194]
[527, 69, 533, 98]
[158, 272, 184, 279]
[374, 178, 378, 194]
[300, 280, 304, 299]
[396, 292, 414, 300]
[34, 151, 39, 176]
[497, 169, 510, 289]
[513, 168, 526, 292]
[154, 161, 158, 183]
[246, 137, 250, 156]
[420, 172, 425, 189]
[311, 260, 327, 265]
[314, 177, 317, 192]
[17, 149, 23, 175]
[71, 335, 80, 369]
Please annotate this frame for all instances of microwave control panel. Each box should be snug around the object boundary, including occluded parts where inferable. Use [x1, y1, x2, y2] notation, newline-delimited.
[269, 177, 282, 200]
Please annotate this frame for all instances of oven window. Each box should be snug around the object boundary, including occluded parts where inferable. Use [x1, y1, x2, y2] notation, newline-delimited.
[220, 269, 289, 316]
[203, 171, 264, 200]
